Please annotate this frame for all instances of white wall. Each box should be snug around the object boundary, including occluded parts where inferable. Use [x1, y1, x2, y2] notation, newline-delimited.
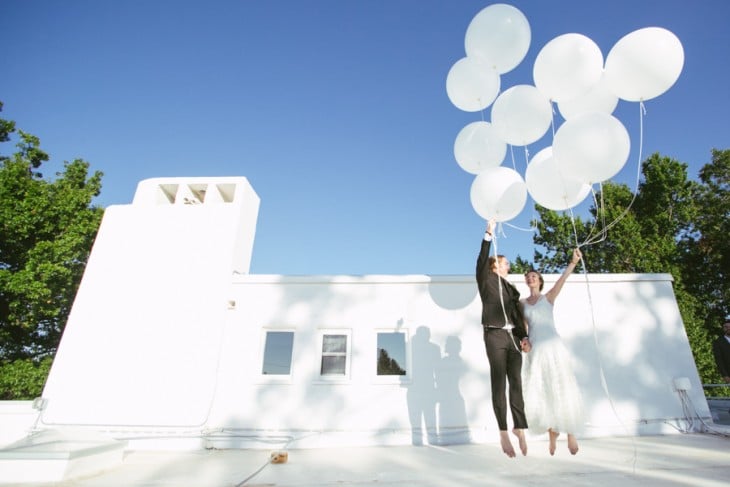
[31, 176, 708, 449]
[0, 402, 37, 447]
[202, 272, 708, 448]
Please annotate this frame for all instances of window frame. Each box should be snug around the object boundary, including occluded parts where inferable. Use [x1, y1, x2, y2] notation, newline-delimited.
[373, 328, 410, 384]
[315, 329, 352, 383]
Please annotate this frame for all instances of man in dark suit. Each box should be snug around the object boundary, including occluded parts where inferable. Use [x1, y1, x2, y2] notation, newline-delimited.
[713, 321, 730, 383]
[476, 219, 530, 458]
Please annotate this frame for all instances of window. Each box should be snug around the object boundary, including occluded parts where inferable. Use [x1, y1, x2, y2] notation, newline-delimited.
[376, 331, 407, 376]
[318, 330, 351, 379]
[261, 331, 294, 376]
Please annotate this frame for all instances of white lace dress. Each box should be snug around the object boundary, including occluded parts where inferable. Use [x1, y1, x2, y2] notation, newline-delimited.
[522, 295, 584, 435]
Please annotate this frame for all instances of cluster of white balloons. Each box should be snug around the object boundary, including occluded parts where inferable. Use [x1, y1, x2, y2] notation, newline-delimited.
[447, 3, 684, 221]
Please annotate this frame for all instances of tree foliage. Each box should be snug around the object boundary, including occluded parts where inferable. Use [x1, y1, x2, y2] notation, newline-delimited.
[527, 151, 729, 386]
[683, 149, 730, 330]
[0, 102, 104, 399]
[510, 255, 533, 274]
[0, 357, 53, 400]
[532, 154, 698, 275]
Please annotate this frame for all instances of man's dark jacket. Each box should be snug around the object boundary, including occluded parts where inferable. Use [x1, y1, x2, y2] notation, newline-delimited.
[476, 237, 527, 340]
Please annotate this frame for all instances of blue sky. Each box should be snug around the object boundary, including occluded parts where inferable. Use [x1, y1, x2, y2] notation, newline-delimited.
[1, 0, 728, 275]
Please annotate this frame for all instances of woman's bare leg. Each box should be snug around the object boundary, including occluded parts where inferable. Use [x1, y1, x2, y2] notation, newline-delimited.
[567, 433, 579, 455]
[548, 428, 559, 456]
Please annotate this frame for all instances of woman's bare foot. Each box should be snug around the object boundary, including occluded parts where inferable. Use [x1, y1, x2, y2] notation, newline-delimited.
[548, 429, 559, 456]
[512, 428, 527, 456]
[567, 434, 579, 455]
[499, 430, 516, 458]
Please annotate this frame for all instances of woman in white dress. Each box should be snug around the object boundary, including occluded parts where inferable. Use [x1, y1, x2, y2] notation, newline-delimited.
[521, 248, 584, 455]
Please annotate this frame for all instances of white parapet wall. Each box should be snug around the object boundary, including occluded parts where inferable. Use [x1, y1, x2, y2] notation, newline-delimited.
[0, 402, 37, 448]
[202, 272, 709, 449]
[23, 176, 708, 450]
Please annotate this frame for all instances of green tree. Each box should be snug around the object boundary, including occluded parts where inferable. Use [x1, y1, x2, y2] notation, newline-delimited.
[681, 149, 730, 391]
[0, 102, 104, 398]
[528, 153, 722, 385]
[0, 356, 53, 400]
[510, 255, 533, 274]
[532, 154, 698, 274]
[683, 149, 729, 332]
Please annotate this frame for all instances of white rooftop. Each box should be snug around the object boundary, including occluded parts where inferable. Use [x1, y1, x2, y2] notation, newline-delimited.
[4, 431, 728, 487]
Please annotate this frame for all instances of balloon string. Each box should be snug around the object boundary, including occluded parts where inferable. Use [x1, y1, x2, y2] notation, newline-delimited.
[565, 209, 634, 463]
[581, 101, 647, 247]
[568, 205, 581, 247]
[637, 100, 647, 181]
[570, 208, 636, 466]
[502, 144, 538, 235]
[521, 144, 539, 234]
[574, 236, 634, 461]
[522, 145, 530, 168]
[578, 185, 607, 247]
[502, 220, 537, 233]
[490, 229, 512, 325]
[550, 101, 557, 139]
[505, 143, 538, 234]
[508, 144, 516, 171]
[490, 230, 521, 353]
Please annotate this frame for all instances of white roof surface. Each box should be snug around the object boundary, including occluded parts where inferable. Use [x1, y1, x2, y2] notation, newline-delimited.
[10, 431, 729, 487]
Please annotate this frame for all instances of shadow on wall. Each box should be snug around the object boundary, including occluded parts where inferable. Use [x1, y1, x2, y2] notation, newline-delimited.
[428, 280, 477, 310]
[436, 335, 470, 444]
[406, 327, 470, 446]
[406, 326, 440, 445]
[556, 277, 703, 432]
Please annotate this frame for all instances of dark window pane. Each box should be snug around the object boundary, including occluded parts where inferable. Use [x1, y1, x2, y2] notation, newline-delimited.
[262, 331, 294, 375]
[377, 332, 406, 375]
[321, 355, 346, 375]
[322, 334, 347, 353]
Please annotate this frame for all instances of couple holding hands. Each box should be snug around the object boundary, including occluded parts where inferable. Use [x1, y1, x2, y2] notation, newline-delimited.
[476, 219, 584, 458]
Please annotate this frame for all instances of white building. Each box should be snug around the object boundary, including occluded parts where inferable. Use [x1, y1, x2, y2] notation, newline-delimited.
[0, 177, 712, 481]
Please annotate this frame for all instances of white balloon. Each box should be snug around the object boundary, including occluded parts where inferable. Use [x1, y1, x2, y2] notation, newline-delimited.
[446, 57, 501, 112]
[464, 4, 531, 74]
[470, 166, 527, 222]
[533, 33, 604, 102]
[604, 27, 684, 102]
[558, 73, 619, 119]
[491, 85, 552, 146]
[553, 112, 631, 184]
[454, 121, 507, 174]
[525, 147, 592, 210]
